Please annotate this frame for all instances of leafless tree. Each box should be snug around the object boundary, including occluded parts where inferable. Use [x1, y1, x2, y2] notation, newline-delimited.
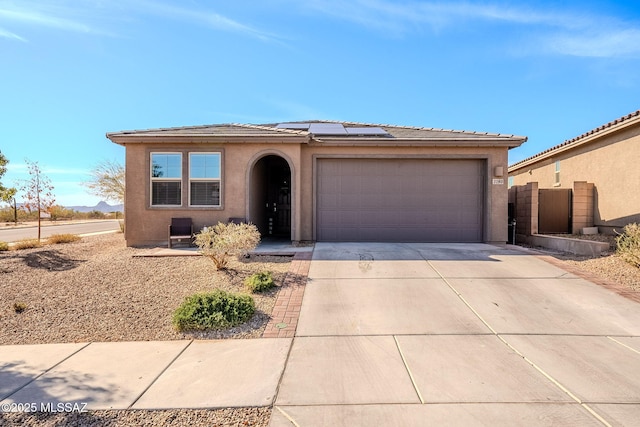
[20, 159, 55, 240]
[84, 160, 125, 204]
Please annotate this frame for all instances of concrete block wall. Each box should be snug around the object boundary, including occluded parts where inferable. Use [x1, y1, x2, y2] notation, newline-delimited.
[510, 182, 538, 237]
[572, 181, 595, 233]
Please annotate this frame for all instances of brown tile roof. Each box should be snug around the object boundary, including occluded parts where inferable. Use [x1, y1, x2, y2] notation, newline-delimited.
[509, 109, 640, 171]
[260, 120, 525, 141]
[107, 120, 527, 147]
[107, 123, 306, 137]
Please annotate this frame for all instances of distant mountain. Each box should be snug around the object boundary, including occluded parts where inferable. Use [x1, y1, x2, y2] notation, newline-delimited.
[67, 201, 124, 213]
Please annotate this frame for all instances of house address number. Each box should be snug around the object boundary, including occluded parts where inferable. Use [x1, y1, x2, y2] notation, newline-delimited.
[492, 178, 504, 185]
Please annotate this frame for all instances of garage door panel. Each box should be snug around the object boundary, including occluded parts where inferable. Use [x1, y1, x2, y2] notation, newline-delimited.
[317, 159, 484, 242]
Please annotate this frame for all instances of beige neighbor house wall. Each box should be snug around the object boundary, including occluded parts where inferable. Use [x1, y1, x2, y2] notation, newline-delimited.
[509, 110, 640, 234]
[110, 122, 524, 247]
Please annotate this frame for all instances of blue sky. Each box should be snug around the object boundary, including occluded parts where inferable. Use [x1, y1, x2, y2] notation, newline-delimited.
[1, 0, 639, 206]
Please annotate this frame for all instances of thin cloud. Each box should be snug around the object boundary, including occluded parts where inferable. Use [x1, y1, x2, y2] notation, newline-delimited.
[302, 0, 640, 58]
[547, 29, 640, 58]
[0, 7, 91, 33]
[303, 0, 591, 31]
[0, 26, 25, 41]
[0, 1, 282, 43]
[0, 1, 118, 39]
[136, 0, 285, 43]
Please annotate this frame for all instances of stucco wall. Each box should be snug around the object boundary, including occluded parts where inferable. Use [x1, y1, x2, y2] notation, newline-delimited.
[124, 142, 301, 246]
[123, 140, 511, 246]
[510, 125, 640, 231]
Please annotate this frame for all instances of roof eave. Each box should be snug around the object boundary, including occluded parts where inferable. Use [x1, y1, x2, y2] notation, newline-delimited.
[106, 133, 310, 146]
[311, 136, 527, 148]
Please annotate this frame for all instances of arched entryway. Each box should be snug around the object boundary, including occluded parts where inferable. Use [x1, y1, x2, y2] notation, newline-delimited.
[249, 155, 292, 239]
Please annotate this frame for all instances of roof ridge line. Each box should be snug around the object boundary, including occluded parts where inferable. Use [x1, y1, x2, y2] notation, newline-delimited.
[108, 123, 230, 135]
[336, 120, 512, 137]
[234, 123, 309, 136]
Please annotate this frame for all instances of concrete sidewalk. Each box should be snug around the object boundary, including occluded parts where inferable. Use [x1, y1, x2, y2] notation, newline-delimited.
[0, 339, 291, 410]
[1, 242, 639, 426]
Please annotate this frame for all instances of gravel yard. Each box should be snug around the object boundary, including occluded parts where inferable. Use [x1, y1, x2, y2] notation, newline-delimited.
[0, 233, 291, 345]
[0, 408, 270, 427]
[0, 233, 290, 426]
[530, 234, 639, 291]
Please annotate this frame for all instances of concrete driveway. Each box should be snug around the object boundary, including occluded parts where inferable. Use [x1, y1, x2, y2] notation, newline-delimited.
[271, 243, 640, 426]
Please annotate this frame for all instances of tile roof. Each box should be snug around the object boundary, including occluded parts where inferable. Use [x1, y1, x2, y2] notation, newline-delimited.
[509, 109, 640, 170]
[106, 123, 307, 137]
[107, 120, 526, 146]
[261, 120, 525, 140]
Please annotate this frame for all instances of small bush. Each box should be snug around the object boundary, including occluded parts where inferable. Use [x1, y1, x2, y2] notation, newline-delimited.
[13, 302, 27, 313]
[194, 222, 261, 270]
[48, 234, 81, 244]
[118, 220, 125, 233]
[245, 271, 275, 293]
[0, 241, 8, 251]
[13, 239, 41, 250]
[172, 289, 255, 331]
[616, 223, 640, 268]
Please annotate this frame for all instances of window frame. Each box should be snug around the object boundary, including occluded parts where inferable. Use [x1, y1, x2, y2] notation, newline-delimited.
[554, 160, 561, 186]
[188, 152, 222, 207]
[150, 152, 183, 207]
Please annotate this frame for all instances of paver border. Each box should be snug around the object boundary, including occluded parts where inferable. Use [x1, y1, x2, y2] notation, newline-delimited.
[534, 253, 640, 304]
[263, 252, 312, 338]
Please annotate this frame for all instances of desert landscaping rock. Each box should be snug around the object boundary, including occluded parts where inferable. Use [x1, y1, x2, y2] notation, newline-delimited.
[0, 407, 271, 427]
[0, 233, 291, 345]
[0, 233, 289, 426]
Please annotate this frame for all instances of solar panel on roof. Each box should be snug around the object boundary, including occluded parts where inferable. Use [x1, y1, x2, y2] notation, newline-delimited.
[345, 127, 389, 136]
[276, 123, 310, 129]
[308, 123, 348, 135]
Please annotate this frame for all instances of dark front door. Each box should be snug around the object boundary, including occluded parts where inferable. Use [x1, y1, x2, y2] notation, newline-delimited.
[265, 157, 291, 237]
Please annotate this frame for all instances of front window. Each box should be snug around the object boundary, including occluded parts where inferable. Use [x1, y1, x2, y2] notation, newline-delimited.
[554, 160, 560, 185]
[189, 153, 221, 206]
[151, 153, 182, 205]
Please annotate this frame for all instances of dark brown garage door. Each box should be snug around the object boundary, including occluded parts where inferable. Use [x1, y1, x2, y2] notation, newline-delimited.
[316, 159, 484, 242]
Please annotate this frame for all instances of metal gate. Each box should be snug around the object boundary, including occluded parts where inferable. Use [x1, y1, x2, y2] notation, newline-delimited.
[538, 189, 572, 234]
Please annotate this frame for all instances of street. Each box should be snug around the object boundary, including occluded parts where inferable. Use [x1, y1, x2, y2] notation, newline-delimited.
[0, 220, 121, 243]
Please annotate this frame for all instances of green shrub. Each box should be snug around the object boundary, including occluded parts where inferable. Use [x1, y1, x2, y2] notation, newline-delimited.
[13, 239, 40, 250]
[13, 302, 27, 313]
[48, 234, 81, 244]
[245, 271, 275, 293]
[616, 223, 640, 268]
[0, 241, 8, 251]
[194, 222, 261, 270]
[172, 290, 255, 331]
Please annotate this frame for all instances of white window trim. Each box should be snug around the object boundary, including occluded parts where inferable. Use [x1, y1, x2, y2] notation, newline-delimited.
[554, 160, 561, 186]
[150, 152, 183, 207]
[188, 152, 222, 207]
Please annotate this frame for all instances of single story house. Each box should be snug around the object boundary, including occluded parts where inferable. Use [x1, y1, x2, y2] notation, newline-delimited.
[106, 120, 526, 247]
[508, 110, 640, 234]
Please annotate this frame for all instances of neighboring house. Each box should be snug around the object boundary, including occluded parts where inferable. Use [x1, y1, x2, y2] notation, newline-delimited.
[508, 110, 640, 234]
[106, 121, 526, 247]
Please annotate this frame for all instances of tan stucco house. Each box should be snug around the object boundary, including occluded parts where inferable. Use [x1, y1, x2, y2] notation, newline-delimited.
[509, 110, 640, 234]
[106, 120, 526, 247]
